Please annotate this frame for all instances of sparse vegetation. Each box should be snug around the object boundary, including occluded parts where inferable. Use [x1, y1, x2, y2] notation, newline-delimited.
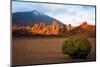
[62, 36, 91, 59]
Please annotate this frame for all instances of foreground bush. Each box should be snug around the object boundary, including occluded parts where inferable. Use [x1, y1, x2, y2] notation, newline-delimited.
[62, 36, 91, 59]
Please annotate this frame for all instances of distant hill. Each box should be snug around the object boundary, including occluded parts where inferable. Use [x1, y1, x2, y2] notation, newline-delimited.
[12, 10, 64, 26]
[73, 21, 96, 37]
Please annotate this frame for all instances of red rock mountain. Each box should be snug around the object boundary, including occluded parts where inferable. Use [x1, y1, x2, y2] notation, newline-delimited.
[30, 21, 64, 35]
[12, 21, 96, 37]
[73, 21, 96, 37]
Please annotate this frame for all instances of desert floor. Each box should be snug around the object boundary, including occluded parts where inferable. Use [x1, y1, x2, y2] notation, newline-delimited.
[12, 37, 96, 65]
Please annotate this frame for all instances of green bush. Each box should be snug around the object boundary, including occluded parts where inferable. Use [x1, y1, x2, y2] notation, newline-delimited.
[62, 36, 91, 59]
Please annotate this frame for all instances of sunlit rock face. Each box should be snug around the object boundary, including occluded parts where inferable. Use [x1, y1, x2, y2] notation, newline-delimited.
[66, 24, 73, 32]
[30, 21, 64, 35]
[12, 21, 95, 37]
[73, 21, 96, 37]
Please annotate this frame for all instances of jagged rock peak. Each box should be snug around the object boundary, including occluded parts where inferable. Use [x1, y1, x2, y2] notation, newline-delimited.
[66, 24, 73, 31]
[81, 21, 88, 26]
[51, 21, 60, 26]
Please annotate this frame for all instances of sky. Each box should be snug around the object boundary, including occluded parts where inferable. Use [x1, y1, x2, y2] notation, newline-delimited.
[12, 1, 96, 26]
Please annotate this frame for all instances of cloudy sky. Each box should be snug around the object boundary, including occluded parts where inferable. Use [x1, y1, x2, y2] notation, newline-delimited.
[12, 1, 96, 26]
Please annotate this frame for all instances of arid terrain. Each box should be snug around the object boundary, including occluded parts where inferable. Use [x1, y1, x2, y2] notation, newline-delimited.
[12, 37, 96, 65]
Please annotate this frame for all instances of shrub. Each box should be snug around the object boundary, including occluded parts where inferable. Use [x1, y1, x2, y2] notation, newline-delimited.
[62, 36, 91, 59]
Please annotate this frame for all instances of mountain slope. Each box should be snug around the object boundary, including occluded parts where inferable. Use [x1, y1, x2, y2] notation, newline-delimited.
[12, 10, 64, 26]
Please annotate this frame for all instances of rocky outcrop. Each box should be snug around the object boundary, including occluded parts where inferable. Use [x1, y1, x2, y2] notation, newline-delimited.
[66, 24, 73, 31]
[30, 21, 64, 35]
[31, 22, 46, 34]
[12, 21, 96, 37]
[73, 21, 96, 37]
